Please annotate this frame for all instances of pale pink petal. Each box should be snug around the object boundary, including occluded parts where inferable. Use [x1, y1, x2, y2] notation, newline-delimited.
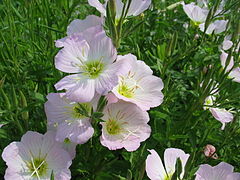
[222, 39, 233, 51]
[55, 74, 95, 102]
[220, 51, 234, 72]
[55, 36, 89, 73]
[227, 173, 240, 180]
[209, 108, 233, 130]
[67, 15, 103, 36]
[183, 3, 208, 23]
[146, 149, 167, 180]
[56, 120, 94, 144]
[127, 0, 152, 16]
[106, 92, 119, 104]
[229, 67, 240, 83]
[196, 162, 234, 180]
[164, 148, 190, 178]
[88, 0, 106, 16]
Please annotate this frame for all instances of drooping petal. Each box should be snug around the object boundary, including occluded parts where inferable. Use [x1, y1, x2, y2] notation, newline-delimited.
[127, 0, 152, 16]
[164, 148, 190, 178]
[146, 149, 167, 180]
[209, 108, 233, 130]
[222, 39, 233, 51]
[229, 67, 240, 83]
[183, 3, 208, 23]
[88, 0, 106, 16]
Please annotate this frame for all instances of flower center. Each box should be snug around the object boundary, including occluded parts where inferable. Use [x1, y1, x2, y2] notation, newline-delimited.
[64, 138, 71, 144]
[72, 103, 92, 119]
[106, 119, 121, 135]
[83, 60, 104, 79]
[27, 158, 48, 177]
[117, 76, 137, 98]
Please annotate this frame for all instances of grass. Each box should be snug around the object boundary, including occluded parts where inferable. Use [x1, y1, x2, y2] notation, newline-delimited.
[0, 0, 240, 179]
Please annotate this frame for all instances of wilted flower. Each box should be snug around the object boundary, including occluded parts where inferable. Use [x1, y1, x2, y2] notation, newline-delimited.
[145, 148, 190, 180]
[100, 101, 151, 151]
[112, 54, 164, 111]
[88, 0, 151, 20]
[2, 131, 72, 180]
[204, 144, 218, 159]
[195, 162, 240, 180]
[54, 30, 129, 102]
[45, 93, 98, 144]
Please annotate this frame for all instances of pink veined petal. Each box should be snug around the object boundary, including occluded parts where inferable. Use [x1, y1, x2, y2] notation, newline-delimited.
[4, 168, 26, 180]
[55, 37, 89, 73]
[226, 173, 240, 180]
[44, 93, 74, 125]
[209, 108, 233, 130]
[56, 120, 94, 144]
[88, 0, 106, 16]
[196, 162, 234, 180]
[164, 148, 190, 178]
[87, 32, 117, 65]
[127, 0, 151, 16]
[95, 59, 130, 95]
[67, 15, 103, 36]
[146, 149, 167, 180]
[55, 74, 96, 102]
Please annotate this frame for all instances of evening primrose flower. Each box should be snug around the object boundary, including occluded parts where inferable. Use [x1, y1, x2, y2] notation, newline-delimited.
[146, 148, 190, 180]
[54, 31, 128, 102]
[100, 102, 151, 151]
[195, 162, 240, 180]
[2, 131, 72, 180]
[88, 0, 151, 20]
[112, 54, 164, 111]
[44, 93, 99, 144]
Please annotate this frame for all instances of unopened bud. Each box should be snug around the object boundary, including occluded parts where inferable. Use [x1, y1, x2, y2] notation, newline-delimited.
[204, 144, 218, 159]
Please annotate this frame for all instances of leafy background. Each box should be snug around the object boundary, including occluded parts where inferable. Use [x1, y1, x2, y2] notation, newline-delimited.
[0, 0, 239, 179]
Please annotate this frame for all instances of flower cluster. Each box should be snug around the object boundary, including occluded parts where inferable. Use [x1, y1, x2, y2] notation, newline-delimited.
[182, 0, 228, 34]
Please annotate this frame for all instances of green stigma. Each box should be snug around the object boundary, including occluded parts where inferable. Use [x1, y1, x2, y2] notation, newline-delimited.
[83, 60, 104, 79]
[106, 119, 121, 135]
[118, 84, 135, 98]
[27, 158, 48, 177]
[72, 103, 92, 119]
[64, 138, 71, 144]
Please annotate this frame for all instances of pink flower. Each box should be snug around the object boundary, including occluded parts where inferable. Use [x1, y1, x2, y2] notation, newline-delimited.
[2, 131, 72, 180]
[88, 0, 151, 20]
[146, 148, 190, 180]
[195, 162, 240, 180]
[44, 93, 98, 144]
[112, 54, 164, 111]
[54, 30, 128, 102]
[204, 144, 218, 159]
[100, 101, 151, 151]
